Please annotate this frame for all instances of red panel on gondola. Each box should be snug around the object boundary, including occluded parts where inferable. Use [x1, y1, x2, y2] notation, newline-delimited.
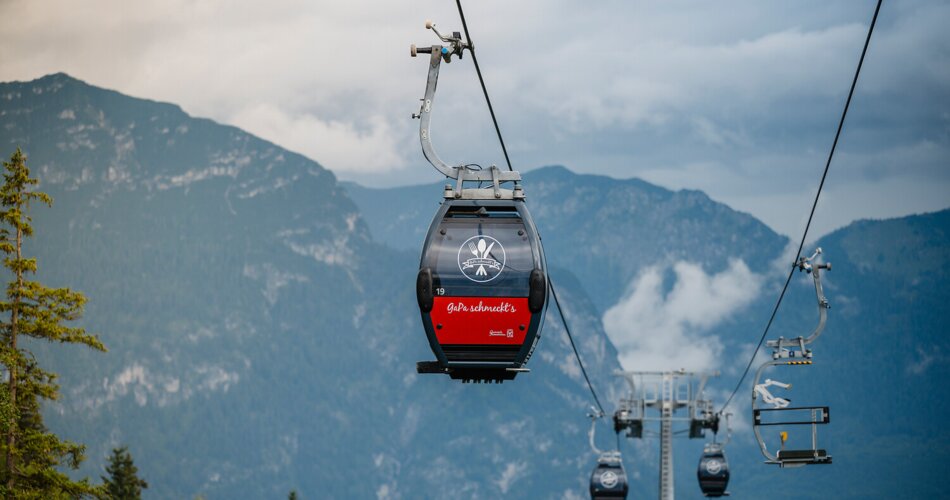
[431, 297, 530, 345]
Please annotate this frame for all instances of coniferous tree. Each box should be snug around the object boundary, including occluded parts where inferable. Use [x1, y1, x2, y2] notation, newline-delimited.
[0, 148, 106, 498]
[101, 447, 147, 500]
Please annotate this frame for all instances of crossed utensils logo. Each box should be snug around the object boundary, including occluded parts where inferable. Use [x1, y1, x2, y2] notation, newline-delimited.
[599, 470, 619, 489]
[458, 235, 505, 283]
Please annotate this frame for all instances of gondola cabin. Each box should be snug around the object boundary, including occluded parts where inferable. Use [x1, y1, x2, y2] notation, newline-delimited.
[697, 443, 730, 497]
[416, 198, 547, 382]
[590, 453, 629, 499]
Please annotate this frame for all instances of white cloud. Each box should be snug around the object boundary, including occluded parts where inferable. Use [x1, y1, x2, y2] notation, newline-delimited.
[230, 104, 405, 172]
[495, 461, 528, 495]
[603, 260, 762, 371]
[0, 0, 945, 236]
[907, 345, 942, 375]
[0, 0, 423, 174]
[526, 23, 869, 133]
[690, 116, 752, 148]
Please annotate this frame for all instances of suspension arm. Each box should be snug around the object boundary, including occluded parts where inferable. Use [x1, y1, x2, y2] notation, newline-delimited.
[414, 47, 456, 177]
[410, 23, 522, 183]
[767, 251, 832, 351]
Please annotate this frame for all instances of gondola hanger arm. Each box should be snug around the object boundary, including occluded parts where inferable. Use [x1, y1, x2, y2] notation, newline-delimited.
[587, 407, 605, 455]
[410, 20, 522, 185]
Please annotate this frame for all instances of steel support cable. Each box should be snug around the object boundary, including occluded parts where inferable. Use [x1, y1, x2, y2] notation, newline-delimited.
[719, 0, 883, 413]
[454, 0, 514, 171]
[550, 280, 606, 416]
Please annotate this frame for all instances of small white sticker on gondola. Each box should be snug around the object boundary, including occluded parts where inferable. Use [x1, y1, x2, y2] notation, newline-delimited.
[458, 235, 506, 283]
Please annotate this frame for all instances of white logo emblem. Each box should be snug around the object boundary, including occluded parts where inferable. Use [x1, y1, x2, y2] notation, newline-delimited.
[705, 459, 722, 475]
[458, 236, 505, 283]
[599, 470, 619, 489]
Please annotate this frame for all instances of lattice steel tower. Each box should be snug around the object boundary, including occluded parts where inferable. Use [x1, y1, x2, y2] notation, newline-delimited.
[613, 370, 720, 500]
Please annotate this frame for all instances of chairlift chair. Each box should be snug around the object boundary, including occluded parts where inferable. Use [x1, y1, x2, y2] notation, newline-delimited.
[751, 249, 834, 467]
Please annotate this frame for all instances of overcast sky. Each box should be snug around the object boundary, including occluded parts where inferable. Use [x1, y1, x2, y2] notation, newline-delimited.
[1, 0, 947, 239]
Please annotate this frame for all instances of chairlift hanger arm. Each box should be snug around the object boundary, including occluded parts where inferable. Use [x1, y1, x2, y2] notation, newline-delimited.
[767, 248, 832, 351]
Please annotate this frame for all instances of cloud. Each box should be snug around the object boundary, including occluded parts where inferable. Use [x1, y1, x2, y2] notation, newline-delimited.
[690, 116, 753, 148]
[0, 0, 946, 236]
[231, 104, 405, 172]
[495, 461, 528, 495]
[907, 345, 943, 375]
[603, 260, 762, 372]
[526, 24, 869, 132]
[0, 0, 423, 174]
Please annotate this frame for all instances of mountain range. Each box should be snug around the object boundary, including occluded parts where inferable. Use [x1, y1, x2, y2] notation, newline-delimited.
[0, 73, 946, 499]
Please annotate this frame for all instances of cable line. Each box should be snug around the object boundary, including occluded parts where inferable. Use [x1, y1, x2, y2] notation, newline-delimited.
[454, 0, 514, 171]
[719, 0, 883, 413]
[551, 280, 606, 416]
[451, 2, 601, 412]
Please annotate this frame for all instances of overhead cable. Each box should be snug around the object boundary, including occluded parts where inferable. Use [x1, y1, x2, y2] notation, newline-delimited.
[551, 280, 606, 416]
[454, 0, 514, 171]
[719, 0, 884, 413]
